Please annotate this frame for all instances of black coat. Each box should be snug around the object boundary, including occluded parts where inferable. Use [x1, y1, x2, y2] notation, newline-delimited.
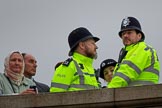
[33, 79, 49, 93]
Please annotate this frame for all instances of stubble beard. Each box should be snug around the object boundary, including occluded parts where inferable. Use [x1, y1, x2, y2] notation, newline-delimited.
[94, 52, 98, 60]
[85, 50, 97, 59]
[84, 45, 97, 59]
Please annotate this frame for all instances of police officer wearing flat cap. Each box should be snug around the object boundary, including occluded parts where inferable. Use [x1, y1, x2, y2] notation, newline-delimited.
[50, 27, 100, 92]
[108, 16, 160, 88]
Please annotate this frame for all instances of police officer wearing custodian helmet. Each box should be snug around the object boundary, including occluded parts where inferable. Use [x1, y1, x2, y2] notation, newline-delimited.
[108, 16, 160, 88]
[50, 27, 100, 92]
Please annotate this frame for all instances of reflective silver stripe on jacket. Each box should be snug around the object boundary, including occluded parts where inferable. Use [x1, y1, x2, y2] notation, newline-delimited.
[73, 60, 97, 89]
[143, 46, 159, 76]
[73, 60, 84, 84]
[51, 82, 97, 90]
[144, 67, 159, 76]
[122, 60, 141, 75]
[114, 45, 159, 86]
[70, 84, 97, 89]
[113, 72, 131, 85]
[51, 82, 69, 90]
[73, 60, 97, 90]
[51, 60, 97, 90]
[74, 72, 95, 77]
[128, 80, 155, 86]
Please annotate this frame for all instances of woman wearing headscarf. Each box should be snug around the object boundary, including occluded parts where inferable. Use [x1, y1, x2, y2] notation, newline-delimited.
[0, 51, 37, 95]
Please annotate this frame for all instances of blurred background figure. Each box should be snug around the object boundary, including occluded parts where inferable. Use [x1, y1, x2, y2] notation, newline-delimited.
[99, 59, 117, 88]
[0, 51, 37, 95]
[22, 53, 49, 93]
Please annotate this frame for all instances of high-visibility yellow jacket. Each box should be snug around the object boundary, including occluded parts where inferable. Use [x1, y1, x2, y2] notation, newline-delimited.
[108, 42, 160, 88]
[50, 52, 99, 92]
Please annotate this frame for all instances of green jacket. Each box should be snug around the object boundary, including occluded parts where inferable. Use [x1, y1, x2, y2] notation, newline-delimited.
[0, 73, 36, 95]
[50, 52, 99, 92]
[108, 42, 160, 88]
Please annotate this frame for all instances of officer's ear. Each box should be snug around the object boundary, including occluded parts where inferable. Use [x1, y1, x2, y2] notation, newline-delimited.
[137, 33, 142, 41]
[78, 41, 85, 50]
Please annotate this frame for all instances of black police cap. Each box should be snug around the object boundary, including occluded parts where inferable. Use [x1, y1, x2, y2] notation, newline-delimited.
[118, 17, 145, 41]
[68, 27, 100, 56]
[100, 59, 117, 79]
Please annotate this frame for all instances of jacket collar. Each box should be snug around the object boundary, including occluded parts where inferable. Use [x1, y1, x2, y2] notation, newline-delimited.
[125, 42, 144, 51]
[73, 52, 93, 66]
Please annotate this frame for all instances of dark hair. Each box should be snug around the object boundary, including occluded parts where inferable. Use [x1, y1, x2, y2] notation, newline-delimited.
[12, 51, 21, 54]
[55, 62, 63, 70]
[21, 53, 27, 58]
[135, 30, 143, 42]
[135, 30, 141, 34]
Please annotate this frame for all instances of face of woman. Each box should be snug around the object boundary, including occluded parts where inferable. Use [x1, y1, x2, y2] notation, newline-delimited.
[9, 53, 23, 73]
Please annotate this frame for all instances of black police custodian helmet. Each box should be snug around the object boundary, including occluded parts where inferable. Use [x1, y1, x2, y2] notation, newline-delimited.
[68, 27, 100, 56]
[118, 17, 145, 41]
[100, 59, 117, 79]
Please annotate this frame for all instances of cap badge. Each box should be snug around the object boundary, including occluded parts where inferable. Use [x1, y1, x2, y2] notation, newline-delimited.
[101, 63, 106, 67]
[122, 17, 130, 27]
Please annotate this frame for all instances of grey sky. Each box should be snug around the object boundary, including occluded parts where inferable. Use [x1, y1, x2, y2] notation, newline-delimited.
[0, 0, 161, 86]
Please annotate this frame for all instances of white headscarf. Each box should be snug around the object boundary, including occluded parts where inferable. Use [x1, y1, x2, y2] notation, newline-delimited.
[4, 51, 25, 86]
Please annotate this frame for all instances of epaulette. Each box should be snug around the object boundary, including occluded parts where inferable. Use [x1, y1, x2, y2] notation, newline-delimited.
[62, 58, 73, 66]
